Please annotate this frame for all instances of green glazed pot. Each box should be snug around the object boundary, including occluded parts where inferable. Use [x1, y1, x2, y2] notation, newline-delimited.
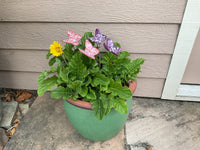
[63, 80, 136, 141]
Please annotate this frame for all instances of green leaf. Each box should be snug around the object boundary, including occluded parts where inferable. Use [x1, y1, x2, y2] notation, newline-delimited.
[37, 67, 57, 84]
[69, 52, 88, 79]
[100, 84, 108, 91]
[68, 80, 82, 90]
[91, 98, 104, 120]
[78, 32, 93, 49]
[125, 58, 145, 81]
[113, 97, 128, 114]
[84, 76, 92, 86]
[51, 86, 71, 100]
[114, 42, 121, 48]
[56, 57, 62, 66]
[37, 75, 58, 96]
[46, 51, 51, 59]
[60, 67, 69, 82]
[64, 43, 73, 61]
[79, 86, 88, 97]
[49, 57, 56, 66]
[118, 51, 130, 59]
[100, 93, 112, 115]
[92, 73, 110, 87]
[107, 79, 132, 100]
[86, 87, 96, 100]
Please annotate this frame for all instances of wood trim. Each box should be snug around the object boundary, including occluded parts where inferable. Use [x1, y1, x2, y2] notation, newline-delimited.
[162, 0, 200, 100]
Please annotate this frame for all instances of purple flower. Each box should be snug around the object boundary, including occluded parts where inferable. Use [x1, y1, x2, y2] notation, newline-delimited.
[104, 39, 121, 55]
[87, 29, 107, 45]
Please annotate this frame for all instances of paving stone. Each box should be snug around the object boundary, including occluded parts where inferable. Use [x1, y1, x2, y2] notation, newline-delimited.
[0, 101, 18, 129]
[5, 92, 125, 150]
[19, 103, 29, 116]
[126, 97, 200, 150]
[0, 128, 9, 150]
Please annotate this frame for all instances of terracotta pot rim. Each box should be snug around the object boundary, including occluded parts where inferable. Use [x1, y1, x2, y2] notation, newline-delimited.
[65, 79, 137, 110]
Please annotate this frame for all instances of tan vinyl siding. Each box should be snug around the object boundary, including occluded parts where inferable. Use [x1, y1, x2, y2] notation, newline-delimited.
[0, 0, 187, 98]
[0, 0, 186, 23]
[0, 50, 171, 79]
[0, 23, 179, 54]
[0, 71, 165, 98]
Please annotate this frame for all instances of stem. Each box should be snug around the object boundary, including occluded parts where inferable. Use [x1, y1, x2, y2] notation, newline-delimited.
[62, 54, 68, 65]
[108, 53, 114, 76]
[98, 55, 101, 68]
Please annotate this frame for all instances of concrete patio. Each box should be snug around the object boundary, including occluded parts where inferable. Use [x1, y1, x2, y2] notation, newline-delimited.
[4, 92, 200, 150]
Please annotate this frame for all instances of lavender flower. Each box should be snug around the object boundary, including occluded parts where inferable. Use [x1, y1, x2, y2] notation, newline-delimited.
[87, 29, 107, 45]
[104, 38, 121, 55]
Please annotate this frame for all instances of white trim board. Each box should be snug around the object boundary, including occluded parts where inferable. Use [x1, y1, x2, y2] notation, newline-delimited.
[162, 0, 200, 101]
[177, 84, 200, 97]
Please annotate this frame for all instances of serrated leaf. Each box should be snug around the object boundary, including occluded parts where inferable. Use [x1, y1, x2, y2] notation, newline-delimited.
[113, 98, 128, 114]
[63, 43, 73, 61]
[37, 75, 58, 96]
[56, 57, 62, 66]
[79, 86, 88, 97]
[91, 99, 104, 120]
[92, 73, 110, 87]
[118, 51, 130, 59]
[100, 93, 112, 115]
[37, 67, 57, 84]
[60, 67, 69, 82]
[69, 52, 88, 79]
[84, 76, 92, 86]
[51, 86, 71, 100]
[46, 51, 51, 59]
[107, 79, 132, 100]
[68, 80, 82, 90]
[49, 57, 56, 66]
[86, 87, 96, 100]
[100, 84, 108, 91]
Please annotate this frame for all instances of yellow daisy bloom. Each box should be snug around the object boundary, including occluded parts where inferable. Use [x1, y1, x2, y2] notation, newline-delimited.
[49, 41, 63, 56]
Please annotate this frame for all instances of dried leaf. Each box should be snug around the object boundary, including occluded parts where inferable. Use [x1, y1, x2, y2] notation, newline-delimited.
[7, 119, 21, 138]
[13, 119, 20, 128]
[16, 91, 32, 102]
[4, 92, 15, 102]
[16, 110, 21, 116]
[146, 145, 152, 150]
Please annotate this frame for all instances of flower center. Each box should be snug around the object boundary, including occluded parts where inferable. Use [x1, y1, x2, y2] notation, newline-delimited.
[56, 47, 61, 52]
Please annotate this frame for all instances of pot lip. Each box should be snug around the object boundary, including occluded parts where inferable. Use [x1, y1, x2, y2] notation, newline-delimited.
[65, 79, 137, 110]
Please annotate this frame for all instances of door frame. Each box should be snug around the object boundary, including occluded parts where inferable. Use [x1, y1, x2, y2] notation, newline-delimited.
[161, 0, 200, 101]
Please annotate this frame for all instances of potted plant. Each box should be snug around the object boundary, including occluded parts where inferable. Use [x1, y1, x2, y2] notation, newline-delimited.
[37, 29, 145, 141]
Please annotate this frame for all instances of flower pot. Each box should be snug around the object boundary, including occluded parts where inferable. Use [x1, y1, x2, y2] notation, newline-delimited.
[63, 80, 137, 141]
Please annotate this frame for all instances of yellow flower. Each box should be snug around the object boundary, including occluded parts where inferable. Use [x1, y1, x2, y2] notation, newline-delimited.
[49, 41, 63, 56]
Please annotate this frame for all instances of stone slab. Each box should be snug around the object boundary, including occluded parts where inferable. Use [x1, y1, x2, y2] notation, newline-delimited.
[0, 128, 9, 150]
[4, 92, 125, 150]
[0, 101, 18, 129]
[126, 97, 200, 150]
[19, 103, 29, 116]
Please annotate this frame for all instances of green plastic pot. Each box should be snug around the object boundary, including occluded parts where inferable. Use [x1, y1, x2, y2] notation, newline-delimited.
[63, 80, 136, 141]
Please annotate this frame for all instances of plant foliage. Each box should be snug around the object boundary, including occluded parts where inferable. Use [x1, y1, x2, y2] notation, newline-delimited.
[37, 30, 145, 120]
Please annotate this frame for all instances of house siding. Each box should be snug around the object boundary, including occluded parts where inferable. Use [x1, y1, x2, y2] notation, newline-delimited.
[0, 0, 187, 98]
